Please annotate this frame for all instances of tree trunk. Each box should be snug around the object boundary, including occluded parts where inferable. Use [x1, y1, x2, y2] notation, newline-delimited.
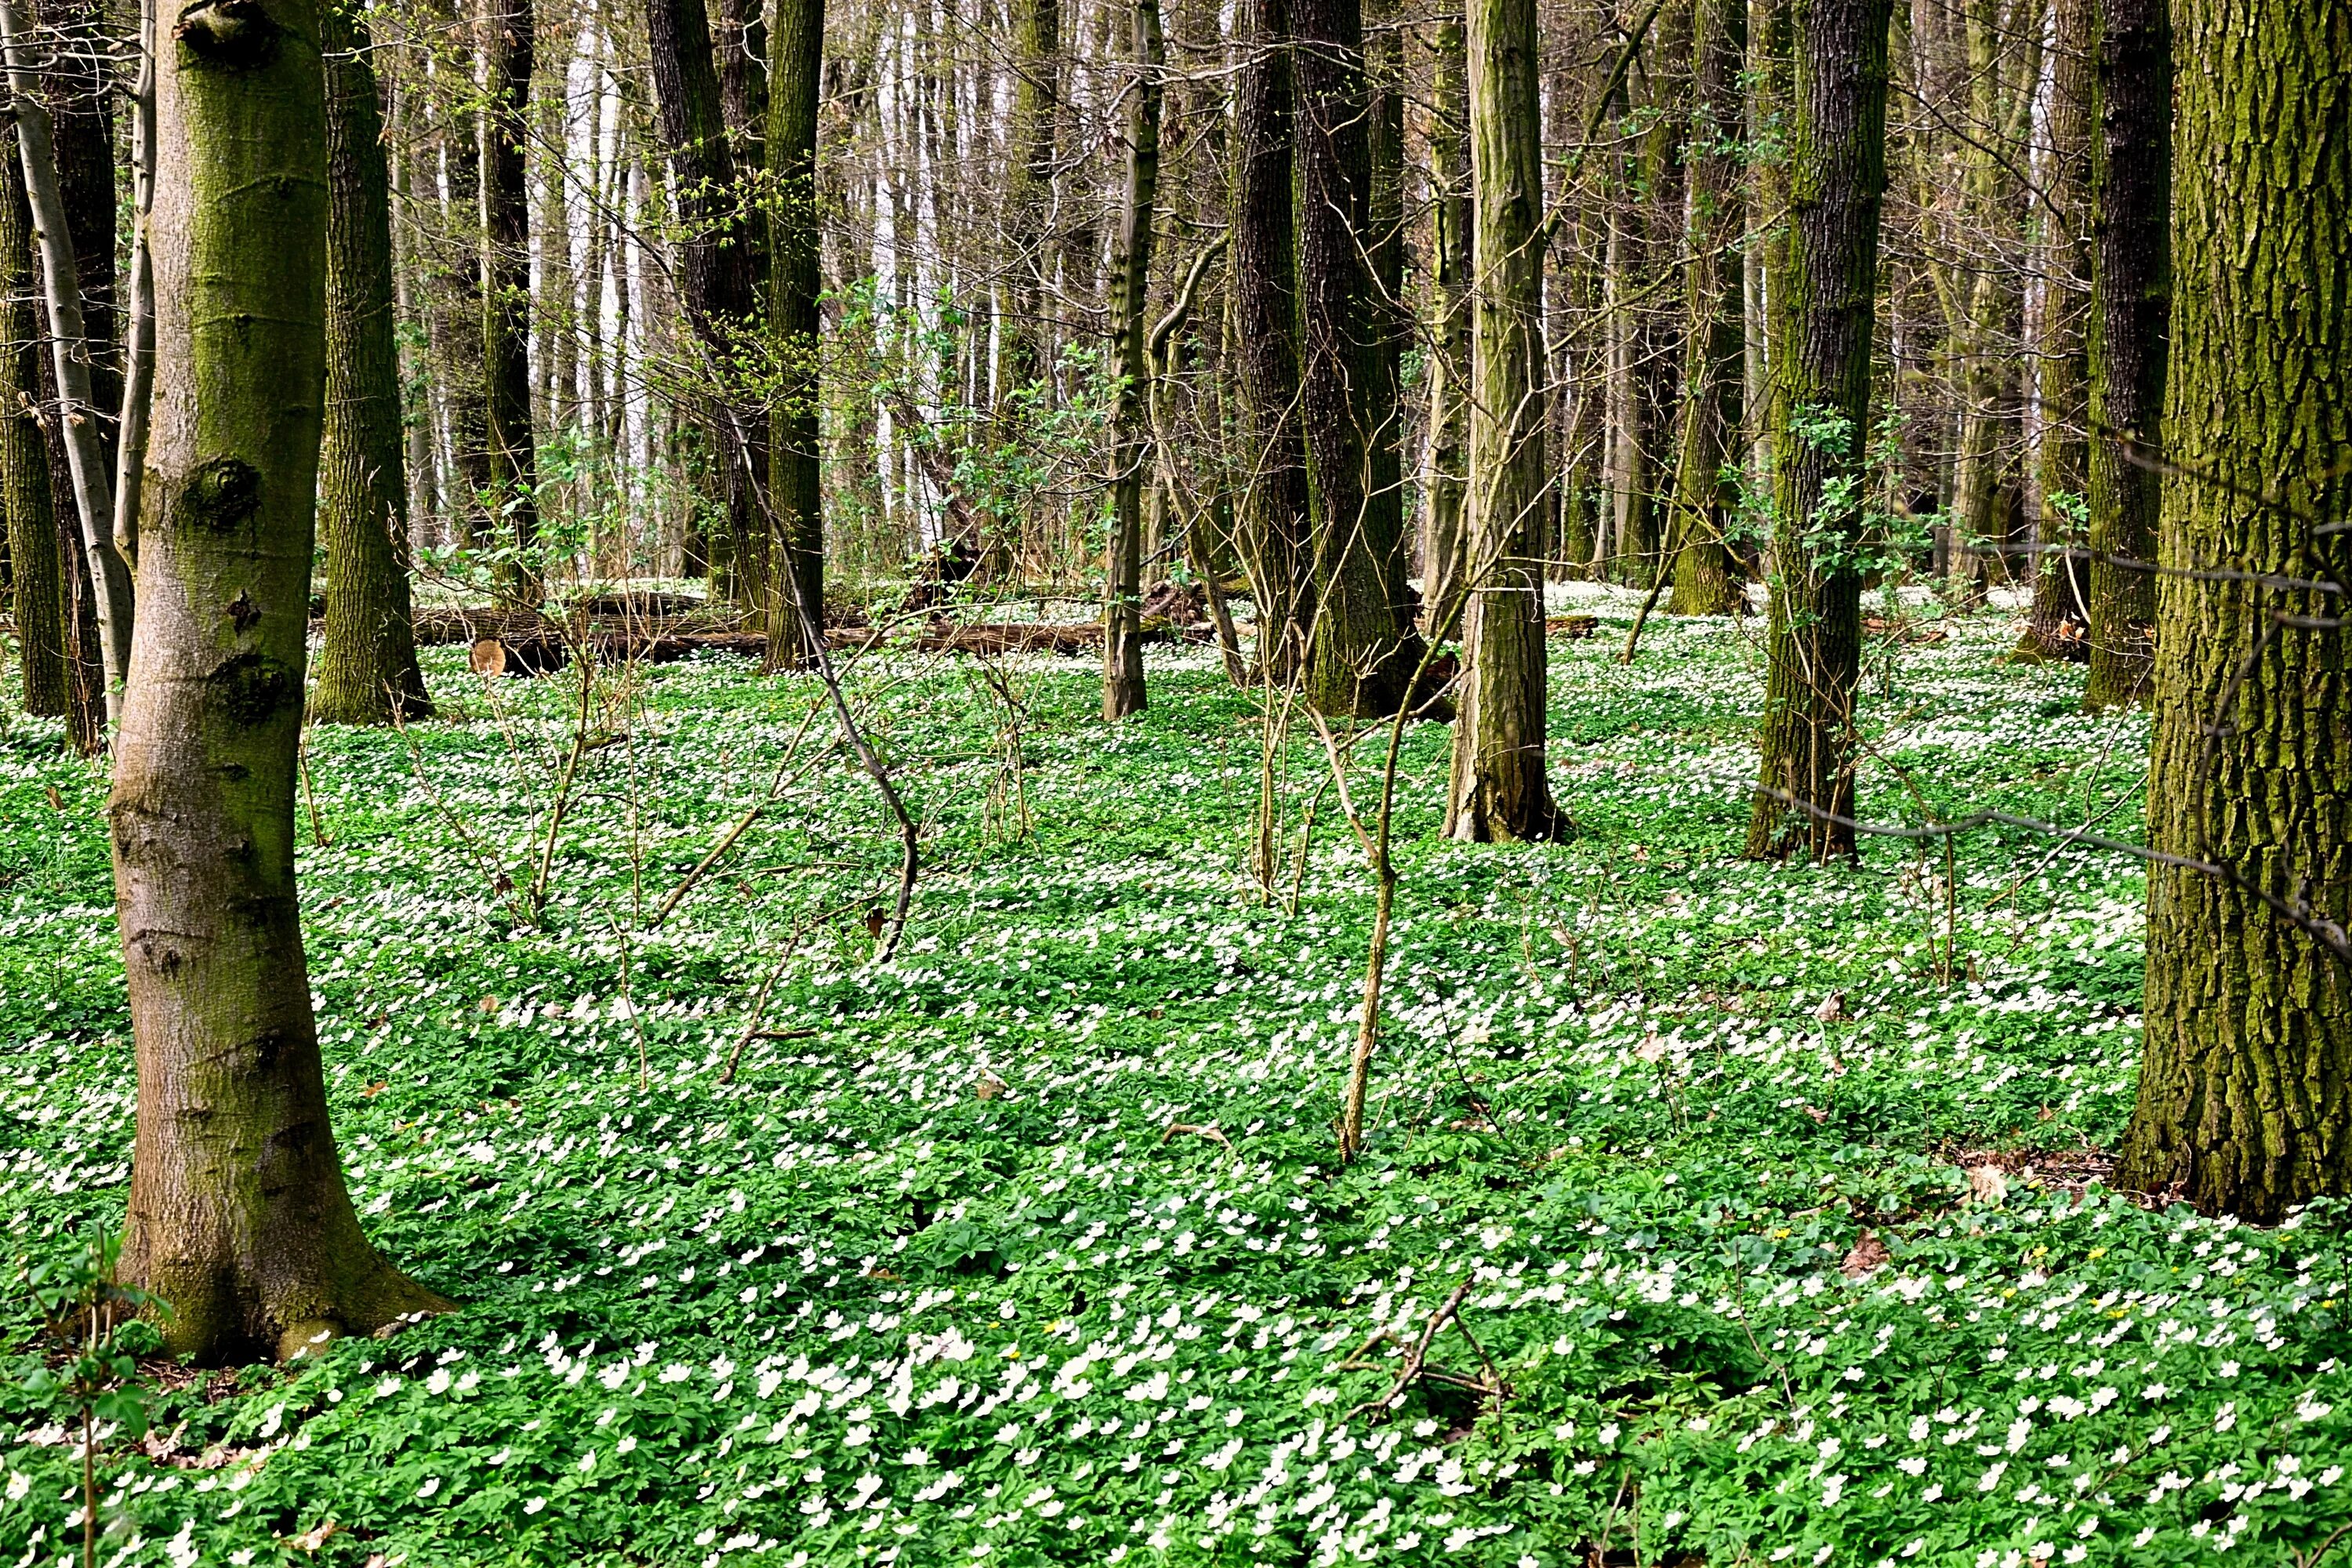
[1420, 15, 1471, 637]
[312, 7, 431, 724]
[481, 0, 542, 608]
[2016, 0, 2092, 661]
[648, 0, 771, 625]
[1665, 0, 1748, 616]
[420, 0, 488, 550]
[1742, 0, 1893, 861]
[114, 0, 452, 1364]
[1294, 0, 1417, 715]
[2115, 0, 2351, 1222]
[1101, 0, 1163, 720]
[1002, 0, 1059, 408]
[1446, 0, 1560, 841]
[0, 146, 64, 717]
[1229, 0, 1310, 680]
[768, 0, 826, 655]
[1361, 8, 1409, 626]
[2079, 0, 2166, 707]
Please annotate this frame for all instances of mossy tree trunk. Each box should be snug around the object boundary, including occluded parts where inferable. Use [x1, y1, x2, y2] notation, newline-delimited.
[1229, 0, 1310, 680]
[1664, 0, 1748, 617]
[1101, 0, 1162, 720]
[113, 0, 451, 1364]
[2079, 0, 2166, 707]
[2016, 0, 2093, 661]
[648, 0, 769, 627]
[768, 0, 826, 657]
[0, 147, 64, 717]
[1294, 0, 1418, 716]
[481, 0, 541, 608]
[1001, 0, 1059, 409]
[2114, 0, 2352, 1223]
[1445, 0, 1560, 841]
[1361, 8, 1409, 626]
[311, 4, 430, 725]
[1742, 0, 1893, 861]
[1420, 16, 1471, 637]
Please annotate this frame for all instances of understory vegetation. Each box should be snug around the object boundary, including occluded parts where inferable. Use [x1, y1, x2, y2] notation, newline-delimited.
[4, 598, 2347, 1567]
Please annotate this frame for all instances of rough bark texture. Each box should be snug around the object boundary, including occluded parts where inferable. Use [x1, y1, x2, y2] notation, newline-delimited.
[1229, 0, 1310, 677]
[1361, 11, 1408, 622]
[2079, 0, 2166, 707]
[2016, 0, 2093, 661]
[114, 0, 450, 1363]
[1420, 16, 1471, 637]
[1665, 0, 1748, 617]
[480, 0, 541, 608]
[768, 0, 826, 654]
[648, 0, 769, 625]
[1102, 0, 1162, 720]
[0, 145, 64, 716]
[1446, 0, 1559, 841]
[311, 6, 430, 725]
[1742, 0, 1893, 860]
[2114, 0, 2352, 1223]
[1294, 0, 1417, 715]
[1001, 0, 1058, 402]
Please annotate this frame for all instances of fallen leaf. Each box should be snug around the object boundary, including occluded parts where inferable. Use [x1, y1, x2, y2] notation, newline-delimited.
[478, 996, 499, 1012]
[1811, 991, 1846, 1023]
[1965, 1164, 2009, 1207]
[1637, 1032, 1669, 1065]
[1803, 1105, 1831, 1125]
[1841, 1229, 1892, 1278]
[361, 1082, 388, 1098]
[865, 909, 887, 939]
[974, 1072, 1005, 1102]
[286, 1519, 338, 1552]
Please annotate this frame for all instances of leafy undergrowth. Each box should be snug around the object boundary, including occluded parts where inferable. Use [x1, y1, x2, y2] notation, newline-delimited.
[2, 597, 2347, 1568]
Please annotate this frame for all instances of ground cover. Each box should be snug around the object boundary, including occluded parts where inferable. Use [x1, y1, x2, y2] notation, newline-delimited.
[2, 597, 2347, 1567]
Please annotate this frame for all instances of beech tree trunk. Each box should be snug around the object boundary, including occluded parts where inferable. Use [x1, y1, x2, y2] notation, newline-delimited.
[768, 0, 826, 655]
[0, 147, 64, 717]
[2016, 0, 2093, 661]
[481, 0, 542, 608]
[1445, 0, 1559, 841]
[311, 6, 431, 724]
[2113, 0, 2352, 1223]
[1001, 0, 1059, 405]
[2079, 0, 2166, 708]
[114, 0, 450, 1364]
[1664, 0, 1748, 617]
[1742, 0, 1893, 860]
[1101, 0, 1163, 720]
[1229, 0, 1310, 679]
[1420, 16, 1471, 637]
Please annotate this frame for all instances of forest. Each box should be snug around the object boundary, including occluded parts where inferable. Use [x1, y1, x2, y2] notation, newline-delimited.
[0, 0, 2347, 1559]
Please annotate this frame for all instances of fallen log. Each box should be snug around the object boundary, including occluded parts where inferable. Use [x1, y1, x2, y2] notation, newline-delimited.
[915, 619, 1217, 656]
[1546, 614, 1599, 639]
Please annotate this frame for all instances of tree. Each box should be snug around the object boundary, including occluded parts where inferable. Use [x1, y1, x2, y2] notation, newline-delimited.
[1101, 0, 1163, 720]
[1294, 0, 1417, 717]
[1000, 0, 1059, 406]
[1742, 0, 1894, 860]
[647, 0, 769, 625]
[311, 2, 432, 724]
[481, 0, 541, 608]
[2078, 0, 2167, 708]
[768, 0, 825, 654]
[0, 147, 64, 717]
[1664, 0, 1748, 617]
[2114, 0, 2350, 1223]
[2015, 0, 2093, 662]
[1419, 15, 1471, 638]
[1443, 0, 1559, 841]
[114, 0, 449, 1362]
[1229, 0, 1310, 678]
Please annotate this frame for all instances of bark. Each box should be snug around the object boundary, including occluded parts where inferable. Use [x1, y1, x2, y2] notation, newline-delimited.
[1420, 16, 1470, 637]
[421, 0, 487, 550]
[1742, 0, 1893, 861]
[311, 5, 431, 724]
[648, 0, 771, 624]
[0, 145, 63, 716]
[1101, 0, 1163, 720]
[1229, 0, 1309, 677]
[1664, 0, 1748, 616]
[1361, 9, 1407, 621]
[1002, 0, 1059, 403]
[2078, 0, 2165, 707]
[1294, 0, 1417, 715]
[2015, 0, 2092, 660]
[1445, 0, 1560, 841]
[2114, 0, 2352, 1222]
[768, 0, 826, 654]
[481, 0, 542, 608]
[114, 0, 451, 1364]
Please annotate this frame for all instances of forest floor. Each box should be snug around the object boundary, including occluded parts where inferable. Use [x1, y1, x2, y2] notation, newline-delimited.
[3, 591, 2349, 1568]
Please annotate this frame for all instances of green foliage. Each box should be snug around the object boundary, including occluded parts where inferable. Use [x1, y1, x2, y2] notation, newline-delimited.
[0, 610, 2346, 1566]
